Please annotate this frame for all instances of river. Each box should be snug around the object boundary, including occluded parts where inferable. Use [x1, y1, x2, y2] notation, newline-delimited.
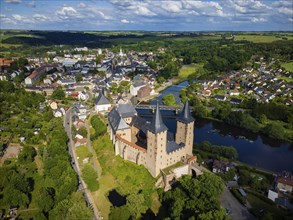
[137, 81, 293, 173]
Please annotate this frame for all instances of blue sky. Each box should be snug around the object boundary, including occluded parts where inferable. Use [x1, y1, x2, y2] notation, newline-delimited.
[0, 0, 292, 31]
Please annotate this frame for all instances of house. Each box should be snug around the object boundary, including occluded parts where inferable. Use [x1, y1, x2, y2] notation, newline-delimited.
[78, 91, 89, 101]
[74, 103, 87, 120]
[25, 64, 58, 85]
[50, 101, 58, 110]
[268, 190, 278, 202]
[275, 198, 293, 210]
[73, 120, 86, 130]
[214, 95, 227, 101]
[130, 82, 146, 96]
[54, 107, 65, 117]
[275, 171, 293, 193]
[137, 85, 152, 99]
[212, 160, 231, 173]
[230, 98, 243, 105]
[74, 138, 87, 147]
[229, 90, 240, 96]
[95, 93, 111, 113]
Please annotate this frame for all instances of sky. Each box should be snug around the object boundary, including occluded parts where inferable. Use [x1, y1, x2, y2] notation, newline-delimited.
[0, 0, 292, 31]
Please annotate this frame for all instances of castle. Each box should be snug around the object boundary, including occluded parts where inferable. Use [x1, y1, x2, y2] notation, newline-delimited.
[107, 101, 196, 177]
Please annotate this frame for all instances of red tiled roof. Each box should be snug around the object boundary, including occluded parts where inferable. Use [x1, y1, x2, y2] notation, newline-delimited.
[187, 155, 197, 162]
[116, 134, 146, 152]
[277, 177, 293, 187]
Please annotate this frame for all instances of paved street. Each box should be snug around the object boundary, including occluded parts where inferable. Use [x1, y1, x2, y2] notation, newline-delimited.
[220, 188, 256, 220]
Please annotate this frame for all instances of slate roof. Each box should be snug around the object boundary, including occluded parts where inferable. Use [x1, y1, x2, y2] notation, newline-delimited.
[108, 108, 129, 132]
[95, 93, 110, 105]
[147, 102, 168, 134]
[130, 115, 147, 129]
[177, 100, 194, 123]
[132, 81, 145, 88]
[166, 141, 184, 154]
[117, 103, 137, 118]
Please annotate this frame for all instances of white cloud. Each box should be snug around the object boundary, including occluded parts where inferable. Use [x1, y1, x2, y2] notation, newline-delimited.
[78, 2, 86, 8]
[11, 14, 34, 23]
[4, 0, 21, 3]
[250, 17, 267, 23]
[289, 18, 293, 22]
[33, 14, 48, 22]
[56, 6, 81, 19]
[0, 14, 6, 18]
[278, 7, 293, 15]
[26, 1, 36, 8]
[127, 4, 156, 16]
[272, 1, 292, 7]
[161, 1, 182, 13]
[121, 19, 130, 23]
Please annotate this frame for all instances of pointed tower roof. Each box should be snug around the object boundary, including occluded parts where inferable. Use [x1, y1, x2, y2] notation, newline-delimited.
[177, 100, 194, 123]
[147, 102, 168, 134]
[95, 92, 110, 105]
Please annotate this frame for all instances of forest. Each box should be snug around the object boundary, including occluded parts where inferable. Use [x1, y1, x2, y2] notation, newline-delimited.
[0, 81, 92, 219]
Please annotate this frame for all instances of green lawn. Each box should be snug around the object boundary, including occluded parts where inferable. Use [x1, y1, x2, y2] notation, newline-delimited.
[234, 35, 293, 43]
[178, 63, 204, 80]
[76, 145, 92, 161]
[281, 62, 293, 72]
[92, 133, 160, 219]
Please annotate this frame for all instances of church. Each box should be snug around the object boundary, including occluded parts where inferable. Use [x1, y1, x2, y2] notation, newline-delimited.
[107, 100, 196, 177]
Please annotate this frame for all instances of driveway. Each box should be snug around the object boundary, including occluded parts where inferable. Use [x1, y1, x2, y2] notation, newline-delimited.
[220, 188, 256, 220]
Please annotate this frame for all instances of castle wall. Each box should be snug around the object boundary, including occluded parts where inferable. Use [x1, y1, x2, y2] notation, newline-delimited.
[116, 127, 131, 142]
[166, 147, 186, 167]
[175, 121, 194, 156]
[146, 130, 167, 177]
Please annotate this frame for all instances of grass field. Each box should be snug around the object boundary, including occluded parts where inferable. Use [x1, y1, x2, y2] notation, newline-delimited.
[281, 62, 293, 72]
[178, 63, 205, 80]
[234, 35, 293, 43]
[92, 132, 160, 219]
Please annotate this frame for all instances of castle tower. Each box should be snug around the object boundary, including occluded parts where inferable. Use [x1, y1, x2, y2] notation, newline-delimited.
[175, 100, 195, 156]
[146, 103, 168, 177]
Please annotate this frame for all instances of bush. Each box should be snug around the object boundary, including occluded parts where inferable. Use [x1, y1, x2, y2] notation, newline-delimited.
[81, 164, 99, 192]
[230, 188, 246, 205]
[90, 115, 106, 140]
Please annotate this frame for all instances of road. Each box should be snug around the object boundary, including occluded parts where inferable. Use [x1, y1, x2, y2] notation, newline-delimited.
[220, 188, 256, 220]
[64, 108, 102, 220]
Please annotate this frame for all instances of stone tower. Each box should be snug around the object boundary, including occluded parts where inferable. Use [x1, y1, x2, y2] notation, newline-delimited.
[175, 100, 195, 156]
[146, 103, 168, 177]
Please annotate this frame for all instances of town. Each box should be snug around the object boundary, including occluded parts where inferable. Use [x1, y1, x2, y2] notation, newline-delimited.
[1, 39, 292, 219]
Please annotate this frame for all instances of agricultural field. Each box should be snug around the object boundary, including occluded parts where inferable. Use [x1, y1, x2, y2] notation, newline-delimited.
[281, 62, 293, 72]
[234, 34, 293, 43]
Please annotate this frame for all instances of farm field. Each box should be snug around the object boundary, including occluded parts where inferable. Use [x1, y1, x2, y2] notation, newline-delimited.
[281, 62, 293, 72]
[234, 35, 293, 43]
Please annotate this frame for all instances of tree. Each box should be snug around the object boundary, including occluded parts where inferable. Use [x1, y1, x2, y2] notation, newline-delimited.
[51, 86, 65, 100]
[37, 187, 55, 213]
[126, 193, 148, 219]
[162, 173, 225, 219]
[77, 126, 88, 138]
[81, 164, 99, 192]
[162, 94, 176, 106]
[75, 73, 83, 82]
[109, 206, 131, 220]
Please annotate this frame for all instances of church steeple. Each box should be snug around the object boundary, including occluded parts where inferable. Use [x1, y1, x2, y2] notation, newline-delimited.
[177, 100, 194, 123]
[147, 102, 168, 134]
